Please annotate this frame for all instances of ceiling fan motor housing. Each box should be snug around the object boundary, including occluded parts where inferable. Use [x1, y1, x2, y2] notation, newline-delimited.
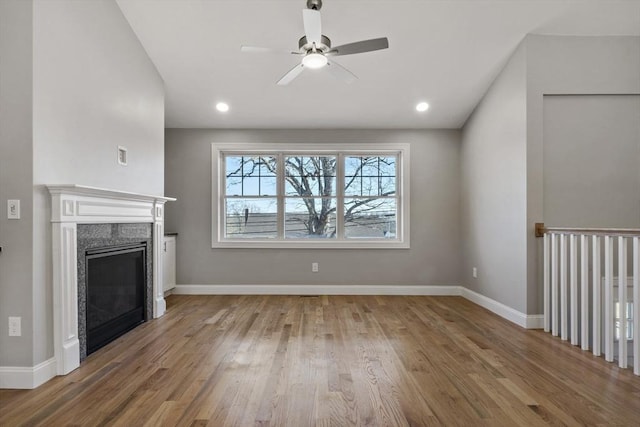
[298, 35, 331, 53]
[306, 0, 322, 10]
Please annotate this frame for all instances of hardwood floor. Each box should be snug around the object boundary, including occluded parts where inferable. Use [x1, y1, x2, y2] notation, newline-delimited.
[1, 295, 639, 426]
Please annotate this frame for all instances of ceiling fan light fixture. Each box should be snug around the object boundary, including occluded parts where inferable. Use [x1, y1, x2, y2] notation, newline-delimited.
[302, 52, 328, 69]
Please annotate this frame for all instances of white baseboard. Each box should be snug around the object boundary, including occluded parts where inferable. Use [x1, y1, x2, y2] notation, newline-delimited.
[173, 284, 463, 296]
[0, 358, 57, 389]
[461, 288, 543, 329]
[524, 314, 544, 329]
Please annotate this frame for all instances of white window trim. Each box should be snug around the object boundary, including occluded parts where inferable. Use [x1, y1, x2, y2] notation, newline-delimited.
[211, 142, 410, 249]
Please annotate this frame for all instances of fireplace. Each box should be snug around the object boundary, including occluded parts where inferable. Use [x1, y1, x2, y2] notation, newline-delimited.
[77, 223, 153, 360]
[86, 243, 147, 355]
[48, 185, 175, 375]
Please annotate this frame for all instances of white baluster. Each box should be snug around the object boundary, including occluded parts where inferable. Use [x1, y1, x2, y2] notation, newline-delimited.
[552, 233, 559, 337]
[633, 236, 639, 376]
[605, 235, 614, 362]
[561, 234, 568, 341]
[618, 236, 628, 368]
[544, 234, 550, 333]
[581, 234, 589, 350]
[570, 234, 578, 345]
[593, 235, 601, 356]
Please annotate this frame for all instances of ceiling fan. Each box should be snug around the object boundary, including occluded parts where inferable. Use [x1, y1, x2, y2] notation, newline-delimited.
[241, 0, 389, 86]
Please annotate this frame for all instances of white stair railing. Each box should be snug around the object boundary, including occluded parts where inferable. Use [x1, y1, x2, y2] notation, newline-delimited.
[537, 224, 640, 375]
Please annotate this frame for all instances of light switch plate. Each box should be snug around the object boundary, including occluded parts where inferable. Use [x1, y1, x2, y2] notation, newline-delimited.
[8, 199, 20, 219]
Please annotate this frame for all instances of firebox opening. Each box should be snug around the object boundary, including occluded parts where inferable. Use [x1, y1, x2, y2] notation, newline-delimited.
[85, 243, 147, 355]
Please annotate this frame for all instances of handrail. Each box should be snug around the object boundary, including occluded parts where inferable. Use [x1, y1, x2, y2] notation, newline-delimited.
[535, 222, 640, 238]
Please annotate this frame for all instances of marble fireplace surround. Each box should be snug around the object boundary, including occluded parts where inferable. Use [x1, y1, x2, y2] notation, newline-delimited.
[48, 185, 175, 375]
[77, 223, 153, 361]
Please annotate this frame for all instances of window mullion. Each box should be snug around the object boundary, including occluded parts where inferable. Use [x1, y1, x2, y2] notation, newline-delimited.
[277, 153, 285, 240]
[220, 153, 226, 242]
[336, 153, 345, 240]
[396, 151, 402, 241]
[240, 156, 244, 195]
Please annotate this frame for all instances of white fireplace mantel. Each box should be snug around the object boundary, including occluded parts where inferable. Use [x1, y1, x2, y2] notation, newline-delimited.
[48, 185, 176, 375]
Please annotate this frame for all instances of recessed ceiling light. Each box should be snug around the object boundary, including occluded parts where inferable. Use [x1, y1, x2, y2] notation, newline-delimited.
[216, 102, 230, 112]
[416, 102, 429, 112]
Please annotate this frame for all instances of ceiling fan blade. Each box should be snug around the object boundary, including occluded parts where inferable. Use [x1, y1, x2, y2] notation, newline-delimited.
[326, 59, 357, 84]
[241, 46, 300, 55]
[277, 63, 305, 86]
[302, 9, 322, 45]
[327, 37, 389, 57]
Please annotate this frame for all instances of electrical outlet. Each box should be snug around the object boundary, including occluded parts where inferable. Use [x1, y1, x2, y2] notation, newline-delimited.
[9, 316, 21, 336]
[117, 146, 128, 166]
[472, 267, 478, 278]
[312, 262, 319, 273]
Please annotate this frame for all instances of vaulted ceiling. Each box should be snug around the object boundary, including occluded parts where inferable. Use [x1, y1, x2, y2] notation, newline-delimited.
[116, 0, 640, 129]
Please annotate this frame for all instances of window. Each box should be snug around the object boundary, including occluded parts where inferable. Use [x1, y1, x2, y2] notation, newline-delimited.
[212, 143, 410, 248]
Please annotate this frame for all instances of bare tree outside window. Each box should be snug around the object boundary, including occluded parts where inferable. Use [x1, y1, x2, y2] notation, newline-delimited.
[284, 156, 336, 238]
[225, 156, 277, 238]
[344, 156, 396, 238]
[223, 154, 397, 239]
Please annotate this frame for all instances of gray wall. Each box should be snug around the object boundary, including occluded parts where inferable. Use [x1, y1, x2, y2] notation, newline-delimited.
[165, 129, 461, 288]
[462, 35, 640, 316]
[0, 0, 35, 366]
[526, 35, 640, 314]
[461, 43, 528, 313]
[0, 0, 165, 368]
[543, 95, 640, 228]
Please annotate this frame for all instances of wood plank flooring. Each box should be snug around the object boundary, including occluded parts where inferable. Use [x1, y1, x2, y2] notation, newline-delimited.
[1, 295, 639, 426]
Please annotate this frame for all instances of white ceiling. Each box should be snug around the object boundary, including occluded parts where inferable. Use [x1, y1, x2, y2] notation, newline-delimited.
[116, 0, 640, 129]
